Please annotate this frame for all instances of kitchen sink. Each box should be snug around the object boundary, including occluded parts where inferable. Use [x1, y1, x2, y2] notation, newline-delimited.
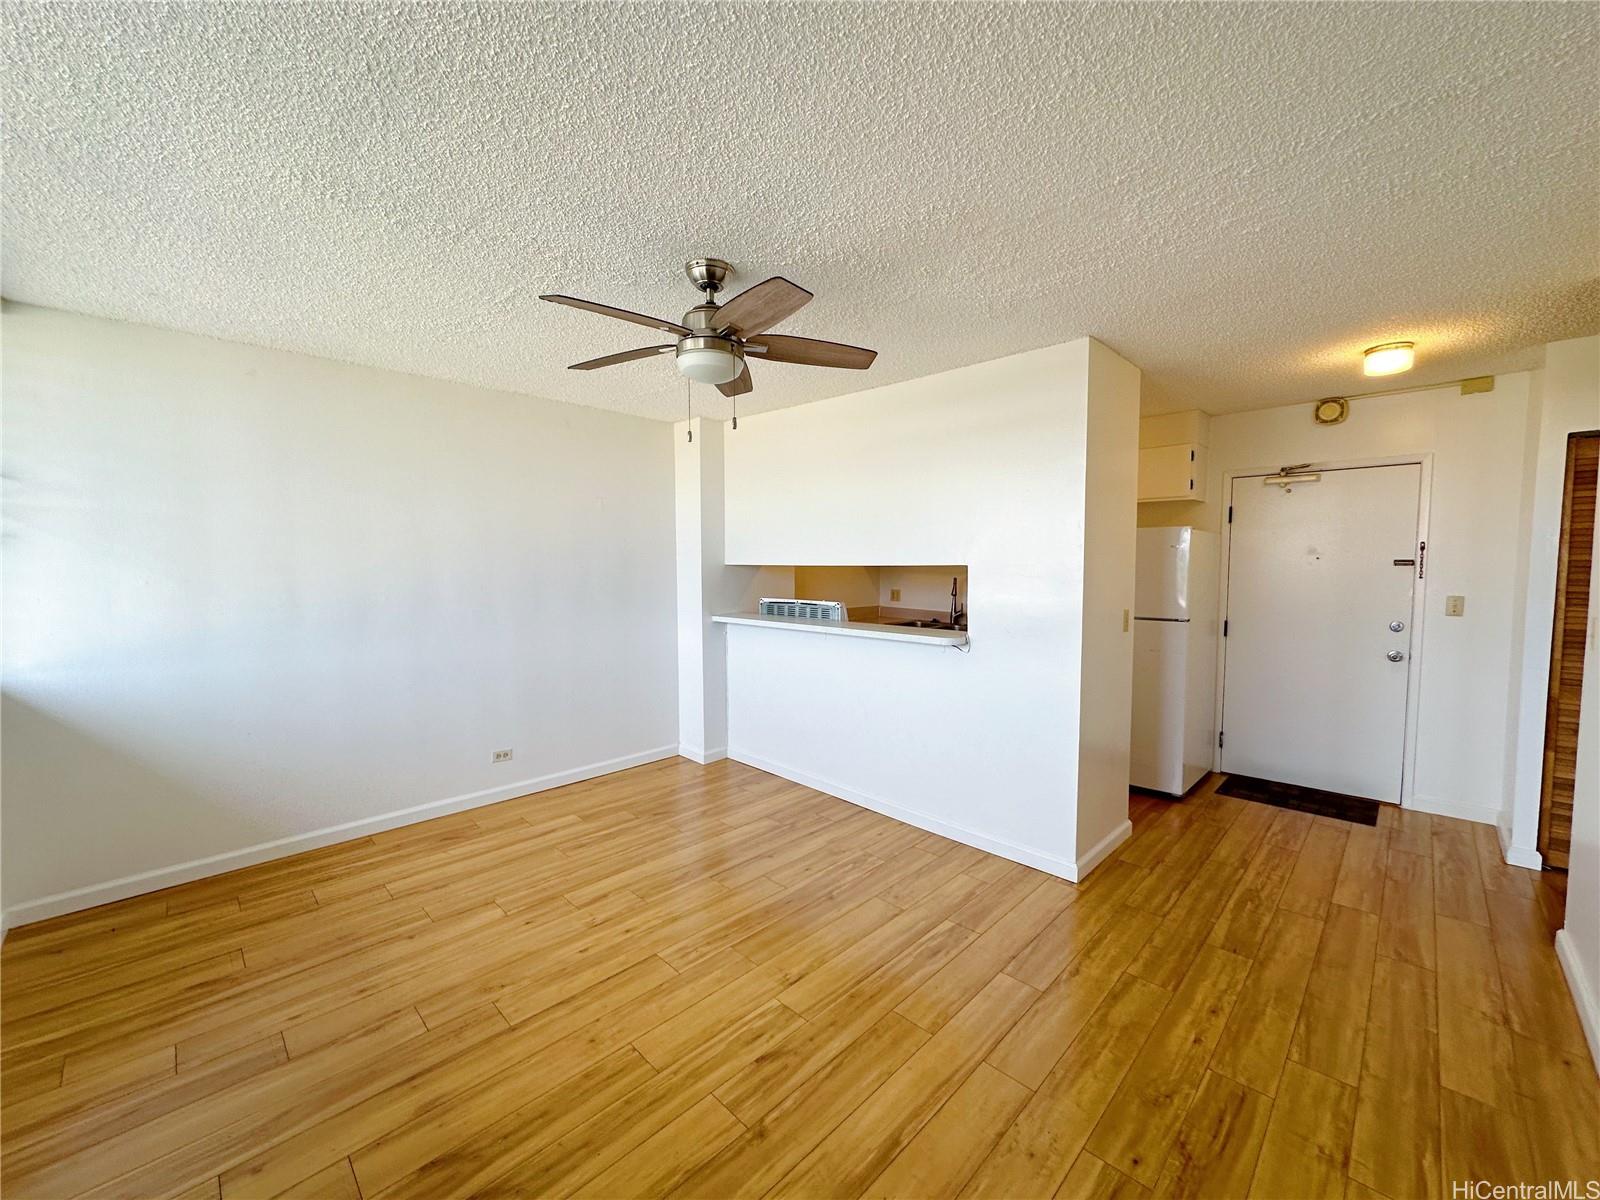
[888, 619, 967, 630]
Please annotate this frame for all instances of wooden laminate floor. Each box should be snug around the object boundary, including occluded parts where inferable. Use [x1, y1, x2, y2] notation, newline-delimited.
[2, 759, 1594, 1199]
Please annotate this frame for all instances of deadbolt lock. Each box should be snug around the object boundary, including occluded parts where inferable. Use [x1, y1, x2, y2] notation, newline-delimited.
[1389, 620, 1405, 633]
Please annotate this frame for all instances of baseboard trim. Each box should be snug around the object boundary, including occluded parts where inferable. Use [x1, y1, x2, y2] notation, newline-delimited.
[729, 749, 1092, 882]
[1554, 928, 1600, 1077]
[1497, 817, 1543, 871]
[678, 745, 728, 765]
[2, 744, 681, 929]
[1406, 793, 1499, 827]
[1075, 819, 1133, 879]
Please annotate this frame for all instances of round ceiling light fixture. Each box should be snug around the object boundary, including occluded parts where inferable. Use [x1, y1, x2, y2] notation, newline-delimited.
[676, 336, 744, 386]
[1363, 341, 1415, 377]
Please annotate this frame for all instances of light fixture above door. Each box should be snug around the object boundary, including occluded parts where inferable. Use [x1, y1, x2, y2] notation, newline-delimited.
[1363, 341, 1415, 376]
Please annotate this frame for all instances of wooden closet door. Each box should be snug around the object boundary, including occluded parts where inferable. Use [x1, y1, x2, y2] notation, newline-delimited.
[1540, 431, 1600, 869]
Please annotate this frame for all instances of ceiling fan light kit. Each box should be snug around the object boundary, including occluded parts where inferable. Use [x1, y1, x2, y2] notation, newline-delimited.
[540, 257, 878, 419]
[676, 337, 745, 385]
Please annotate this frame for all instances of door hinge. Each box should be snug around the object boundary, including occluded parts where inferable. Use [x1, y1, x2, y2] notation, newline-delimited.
[1227, 504, 1233, 523]
[1223, 619, 1229, 637]
[1417, 541, 1426, 580]
[1218, 731, 1225, 749]
[1189, 478, 1195, 491]
[1190, 449, 1196, 462]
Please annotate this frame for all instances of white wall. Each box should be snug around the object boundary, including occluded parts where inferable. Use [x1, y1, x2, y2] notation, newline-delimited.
[675, 417, 789, 763]
[1509, 337, 1600, 864]
[1076, 341, 1141, 862]
[1, 303, 680, 924]
[1187, 374, 1537, 826]
[878, 566, 967, 613]
[792, 565, 882, 614]
[1556, 509, 1600, 1070]
[719, 339, 1139, 879]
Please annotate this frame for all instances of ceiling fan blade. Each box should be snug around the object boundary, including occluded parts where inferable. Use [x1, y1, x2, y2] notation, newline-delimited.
[713, 277, 813, 337]
[745, 334, 876, 370]
[718, 362, 753, 398]
[568, 345, 675, 371]
[541, 294, 690, 337]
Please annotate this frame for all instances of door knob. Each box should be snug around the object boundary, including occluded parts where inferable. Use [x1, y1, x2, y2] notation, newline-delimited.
[1386, 650, 1405, 662]
[1389, 620, 1405, 633]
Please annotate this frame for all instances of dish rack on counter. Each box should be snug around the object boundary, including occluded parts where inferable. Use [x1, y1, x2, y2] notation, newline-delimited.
[757, 597, 848, 622]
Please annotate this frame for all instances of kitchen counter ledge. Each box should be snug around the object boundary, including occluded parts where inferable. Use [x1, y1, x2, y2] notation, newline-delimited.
[712, 612, 969, 647]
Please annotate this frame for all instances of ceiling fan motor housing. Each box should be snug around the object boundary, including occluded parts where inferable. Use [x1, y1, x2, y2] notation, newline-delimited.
[684, 257, 733, 296]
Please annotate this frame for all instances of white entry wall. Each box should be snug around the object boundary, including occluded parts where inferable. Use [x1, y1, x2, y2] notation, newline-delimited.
[717, 339, 1140, 879]
[1142, 371, 1538, 827]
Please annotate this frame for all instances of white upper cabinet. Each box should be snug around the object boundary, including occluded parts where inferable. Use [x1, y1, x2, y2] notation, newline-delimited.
[1137, 409, 1210, 503]
[1138, 443, 1208, 502]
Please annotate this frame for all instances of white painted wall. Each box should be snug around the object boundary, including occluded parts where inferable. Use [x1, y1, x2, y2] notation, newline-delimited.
[1, 303, 680, 924]
[1170, 375, 1538, 826]
[879, 566, 968, 614]
[792, 565, 882, 615]
[1556, 509, 1600, 1071]
[720, 339, 1139, 878]
[675, 417, 789, 763]
[1076, 341, 1141, 863]
[1509, 336, 1600, 864]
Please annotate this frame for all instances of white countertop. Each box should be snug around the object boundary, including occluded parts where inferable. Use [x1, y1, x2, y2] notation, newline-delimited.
[712, 612, 969, 647]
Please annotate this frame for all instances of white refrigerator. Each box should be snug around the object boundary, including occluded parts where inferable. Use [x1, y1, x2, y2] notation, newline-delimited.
[1130, 526, 1220, 796]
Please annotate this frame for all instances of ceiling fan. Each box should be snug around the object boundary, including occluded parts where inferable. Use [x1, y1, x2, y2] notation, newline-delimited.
[540, 258, 877, 400]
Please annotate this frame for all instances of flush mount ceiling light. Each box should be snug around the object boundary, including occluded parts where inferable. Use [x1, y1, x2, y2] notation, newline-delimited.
[1363, 341, 1415, 377]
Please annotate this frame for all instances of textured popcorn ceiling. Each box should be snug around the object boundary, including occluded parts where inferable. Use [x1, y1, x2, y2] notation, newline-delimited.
[3, 2, 1597, 420]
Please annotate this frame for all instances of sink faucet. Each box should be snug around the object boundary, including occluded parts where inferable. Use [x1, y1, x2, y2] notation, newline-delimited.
[950, 576, 965, 627]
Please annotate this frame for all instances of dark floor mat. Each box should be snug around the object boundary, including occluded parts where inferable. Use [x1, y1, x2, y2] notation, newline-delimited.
[1216, 774, 1380, 826]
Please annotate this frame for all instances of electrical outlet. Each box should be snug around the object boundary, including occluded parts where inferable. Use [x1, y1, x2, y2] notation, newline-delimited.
[890, 588, 901, 602]
[1444, 595, 1466, 617]
[492, 749, 513, 763]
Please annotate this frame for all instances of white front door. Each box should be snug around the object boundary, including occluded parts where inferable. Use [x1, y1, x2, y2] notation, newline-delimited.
[1220, 463, 1422, 802]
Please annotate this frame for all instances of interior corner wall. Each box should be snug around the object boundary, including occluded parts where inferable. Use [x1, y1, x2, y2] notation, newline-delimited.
[1, 303, 680, 925]
[719, 339, 1124, 879]
[1075, 340, 1141, 868]
[675, 417, 789, 763]
[1508, 335, 1600, 863]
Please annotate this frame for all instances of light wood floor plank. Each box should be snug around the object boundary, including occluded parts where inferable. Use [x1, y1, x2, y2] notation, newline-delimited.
[1085, 944, 1251, 1188]
[860, 1062, 1032, 1200]
[1152, 1068, 1273, 1199]
[1348, 955, 1441, 1200]
[1209, 907, 1321, 1098]
[1289, 903, 1379, 1087]
[961, 973, 1170, 1200]
[1247, 1060, 1357, 1200]
[2, 761, 1576, 1200]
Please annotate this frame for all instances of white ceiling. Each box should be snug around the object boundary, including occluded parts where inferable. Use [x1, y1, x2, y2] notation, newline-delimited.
[3, 3, 1597, 420]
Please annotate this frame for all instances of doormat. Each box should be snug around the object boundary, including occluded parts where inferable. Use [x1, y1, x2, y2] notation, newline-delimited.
[1216, 774, 1380, 826]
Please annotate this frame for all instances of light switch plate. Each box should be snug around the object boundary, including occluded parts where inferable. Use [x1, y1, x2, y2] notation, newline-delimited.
[1445, 595, 1466, 617]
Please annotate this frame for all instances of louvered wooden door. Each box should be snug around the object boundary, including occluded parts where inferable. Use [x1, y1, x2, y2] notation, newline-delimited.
[1539, 431, 1599, 869]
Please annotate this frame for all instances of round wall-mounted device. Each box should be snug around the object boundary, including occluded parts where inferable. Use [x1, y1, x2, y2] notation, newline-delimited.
[1313, 396, 1349, 426]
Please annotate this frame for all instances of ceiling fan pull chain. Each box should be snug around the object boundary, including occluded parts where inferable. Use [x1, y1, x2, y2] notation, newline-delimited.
[732, 390, 737, 431]
[685, 379, 692, 442]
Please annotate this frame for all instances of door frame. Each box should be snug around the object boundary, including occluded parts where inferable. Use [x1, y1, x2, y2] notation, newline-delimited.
[1211, 453, 1434, 808]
